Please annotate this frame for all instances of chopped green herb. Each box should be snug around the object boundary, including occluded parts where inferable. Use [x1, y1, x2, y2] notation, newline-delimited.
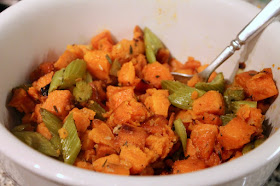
[106, 54, 112, 64]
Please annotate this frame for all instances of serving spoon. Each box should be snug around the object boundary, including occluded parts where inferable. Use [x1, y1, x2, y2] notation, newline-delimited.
[171, 0, 280, 82]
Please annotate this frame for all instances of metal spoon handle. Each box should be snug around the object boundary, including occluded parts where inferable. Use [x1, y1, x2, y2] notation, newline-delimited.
[202, 0, 280, 81]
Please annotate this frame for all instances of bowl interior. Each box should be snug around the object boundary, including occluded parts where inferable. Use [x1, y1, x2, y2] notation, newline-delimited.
[0, 0, 280, 185]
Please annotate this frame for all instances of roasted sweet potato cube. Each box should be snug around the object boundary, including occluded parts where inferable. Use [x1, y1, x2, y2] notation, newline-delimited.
[218, 117, 255, 150]
[9, 88, 35, 113]
[118, 61, 136, 86]
[32, 71, 54, 92]
[54, 50, 78, 70]
[96, 144, 116, 159]
[246, 68, 278, 101]
[142, 62, 174, 88]
[91, 30, 114, 50]
[89, 122, 114, 147]
[72, 108, 95, 133]
[115, 124, 148, 150]
[145, 134, 173, 159]
[84, 50, 111, 80]
[236, 105, 264, 135]
[106, 86, 135, 111]
[234, 70, 257, 89]
[173, 156, 206, 174]
[119, 144, 149, 174]
[142, 88, 170, 117]
[36, 122, 52, 140]
[192, 90, 225, 115]
[107, 99, 149, 128]
[190, 124, 218, 159]
[41, 90, 72, 120]
[80, 130, 95, 150]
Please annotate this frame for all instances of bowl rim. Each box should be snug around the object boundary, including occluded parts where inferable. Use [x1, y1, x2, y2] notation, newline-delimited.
[1, 0, 280, 185]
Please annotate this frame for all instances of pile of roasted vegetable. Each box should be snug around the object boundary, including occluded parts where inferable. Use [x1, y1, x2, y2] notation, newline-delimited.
[8, 26, 278, 175]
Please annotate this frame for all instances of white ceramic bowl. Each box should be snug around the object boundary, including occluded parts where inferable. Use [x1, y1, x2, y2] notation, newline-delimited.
[0, 0, 280, 185]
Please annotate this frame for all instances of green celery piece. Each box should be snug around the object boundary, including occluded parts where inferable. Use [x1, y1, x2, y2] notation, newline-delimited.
[73, 80, 93, 102]
[162, 80, 187, 94]
[168, 86, 205, 110]
[87, 101, 106, 120]
[109, 59, 121, 77]
[40, 109, 63, 151]
[60, 59, 87, 89]
[11, 124, 33, 132]
[61, 113, 81, 164]
[224, 87, 245, 102]
[195, 72, 225, 93]
[220, 114, 236, 126]
[144, 27, 164, 63]
[254, 138, 266, 148]
[49, 68, 65, 93]
[13, 131, 59, 157]
[174, 119, 187, 154]
[231, 101, 257, 113]
[242, 142, 254, 154]
[40, 108, 62, 133]
[84, 71, 93, 83]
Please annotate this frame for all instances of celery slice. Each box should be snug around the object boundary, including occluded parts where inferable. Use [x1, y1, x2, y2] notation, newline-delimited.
[220, 114, 236, 126]
[254, 138, 266, 147]
[144, 27, 164, 63]
[11, 124, 33, 132]
[61, 113, 81, 164]
[242, 142, 254, 154]
[174, 119, 187, 154]
[195, 72, 225, 93]
[109, 59, 121, 77]
[60, 59, 87, 89]
[13, 131, 59, 157]
[162, 80, 187, 94]
[73, 80, 93, 102]
[40, 109, 62, 133]
[49, 68, 65, 93]
[87, 101, 106, 120]
[84, 71, 93, 83]
[40, 109, 63, 152]
[168, 86, 205, 110]
[224, 87, 245, 102]
[231, 101, 257, 113]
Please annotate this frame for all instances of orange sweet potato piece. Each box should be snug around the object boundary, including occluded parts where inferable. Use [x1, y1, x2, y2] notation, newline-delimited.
[106, 86, 135, 111]
[133, 25, 144, 41]
[111, 39, 145, 63]
[191, 124, 218, 159]
[83, 149, 96, 162]
[218, 117, 256, 150]
[88, 122, 114, 147]
[93, 154, 130, 175]
[97, 38, 113, 52]
[119, 144, 149, 174]
[145, 134, 173, 159]
[142, 62, 174, 88]
[71, 108, 95, 133]
[41, 90, 72, 120]
[84, 50, 111, 80]
[30, 61, 55, 82]
[107, 99, 149, 128]
[197, 113, 222, 126]
[9, 88, 35, 113]
[185, 139, 197, 157]
[75, 160, 94, 170]
[66, 44, 91, 58]
[234, 70, 257, 89]
[192, 90, 225, 115]
[142, 116, 174, 137]
[187, 74, 200, 87]
[91, 30, 114, 50]
[36, 122, 52, 140]
[32, 71, 54, 91]
[170, 58, 183, 72]
[115, 124, 148, 150]
[246, 68, 278, 101]
[142, 88, 170, 117]
[156, 48, 170, 64]
[182, 57, 201, 70]
[173, 156, 206, 174]
[54, 50, 79, 70]
[205, 152, 221, 167]
[96, 144, 117, 159]
[118, 61, 136, 86]
[132, 54, 147, 79]
[236, 105, 264, 135]
[80, 130, 95, 150]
